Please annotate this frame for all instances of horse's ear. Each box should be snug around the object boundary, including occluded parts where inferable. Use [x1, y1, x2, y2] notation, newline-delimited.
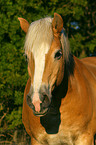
[18, 18, 30, 33]
[52, 13, 63, 34]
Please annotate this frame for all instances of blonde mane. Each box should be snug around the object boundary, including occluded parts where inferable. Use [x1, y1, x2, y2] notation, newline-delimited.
[24, 17, 70, 62]
[24, 17, 53, 56]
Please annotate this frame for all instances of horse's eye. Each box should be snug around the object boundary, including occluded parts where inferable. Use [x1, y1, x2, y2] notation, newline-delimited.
[54, 50, 62, 60]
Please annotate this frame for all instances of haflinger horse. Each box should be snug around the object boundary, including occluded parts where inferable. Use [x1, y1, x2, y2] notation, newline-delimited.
[18, 13, 96, 145]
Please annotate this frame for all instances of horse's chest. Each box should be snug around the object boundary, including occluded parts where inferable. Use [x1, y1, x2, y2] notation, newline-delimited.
[33, 112, 76, 145]
[36, 130, 73, 145]
[38, 134, 63, 145]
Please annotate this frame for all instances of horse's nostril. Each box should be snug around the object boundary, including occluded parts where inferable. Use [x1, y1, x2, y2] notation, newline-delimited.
[44, 95, 48, 102]
[41, 93, 48, 101]
[41, 93, 50, 109]
[26, 94, 31, 104]
[26, 95, 34, 109]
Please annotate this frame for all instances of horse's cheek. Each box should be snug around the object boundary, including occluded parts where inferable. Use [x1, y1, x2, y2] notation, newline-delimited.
[56, 64, 64, 86]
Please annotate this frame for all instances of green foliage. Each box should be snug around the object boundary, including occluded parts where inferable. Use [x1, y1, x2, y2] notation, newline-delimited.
[0, 0, 96, 143]
[6, 107, 22, 130]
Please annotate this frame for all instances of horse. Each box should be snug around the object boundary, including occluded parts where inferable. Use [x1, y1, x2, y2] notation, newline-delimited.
[18, 13, 96, 145]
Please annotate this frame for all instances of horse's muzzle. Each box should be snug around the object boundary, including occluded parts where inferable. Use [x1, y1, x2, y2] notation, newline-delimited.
[26, 85, 52, 116]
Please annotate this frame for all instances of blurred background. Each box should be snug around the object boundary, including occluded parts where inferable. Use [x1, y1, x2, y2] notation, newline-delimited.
[0, 0, 96, 144]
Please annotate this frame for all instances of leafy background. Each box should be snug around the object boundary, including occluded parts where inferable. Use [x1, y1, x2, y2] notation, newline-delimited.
[0, 0, 96, 144]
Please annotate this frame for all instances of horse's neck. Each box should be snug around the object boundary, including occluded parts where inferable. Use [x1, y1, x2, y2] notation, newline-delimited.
[52, 55, 86, 101]
[68, 55, 88, 93]
[66, 55, 87, 99]
[61, 55, 93, 116]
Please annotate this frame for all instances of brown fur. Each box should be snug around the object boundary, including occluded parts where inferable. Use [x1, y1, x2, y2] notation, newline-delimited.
[19, 13, 96, 145]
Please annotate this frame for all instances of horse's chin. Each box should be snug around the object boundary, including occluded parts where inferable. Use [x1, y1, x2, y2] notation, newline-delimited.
[33, 108, 49, 117]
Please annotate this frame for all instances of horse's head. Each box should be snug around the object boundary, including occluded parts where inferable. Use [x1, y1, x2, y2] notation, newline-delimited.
[19, 13, 68, 116]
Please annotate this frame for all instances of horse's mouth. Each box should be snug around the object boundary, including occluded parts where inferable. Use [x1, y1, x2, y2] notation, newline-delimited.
[33, 107, 49, 117]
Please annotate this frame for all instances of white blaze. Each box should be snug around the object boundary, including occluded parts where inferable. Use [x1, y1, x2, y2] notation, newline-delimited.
[33, 43, 49, 92]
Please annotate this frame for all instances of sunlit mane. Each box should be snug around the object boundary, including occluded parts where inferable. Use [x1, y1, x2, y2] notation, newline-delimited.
[24, 17, 70, 62]
[24, 17, 53, 56]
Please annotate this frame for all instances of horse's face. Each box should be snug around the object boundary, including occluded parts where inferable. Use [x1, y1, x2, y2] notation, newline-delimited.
[27, 38, 64, 116]
[19, 13, 64, 116]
